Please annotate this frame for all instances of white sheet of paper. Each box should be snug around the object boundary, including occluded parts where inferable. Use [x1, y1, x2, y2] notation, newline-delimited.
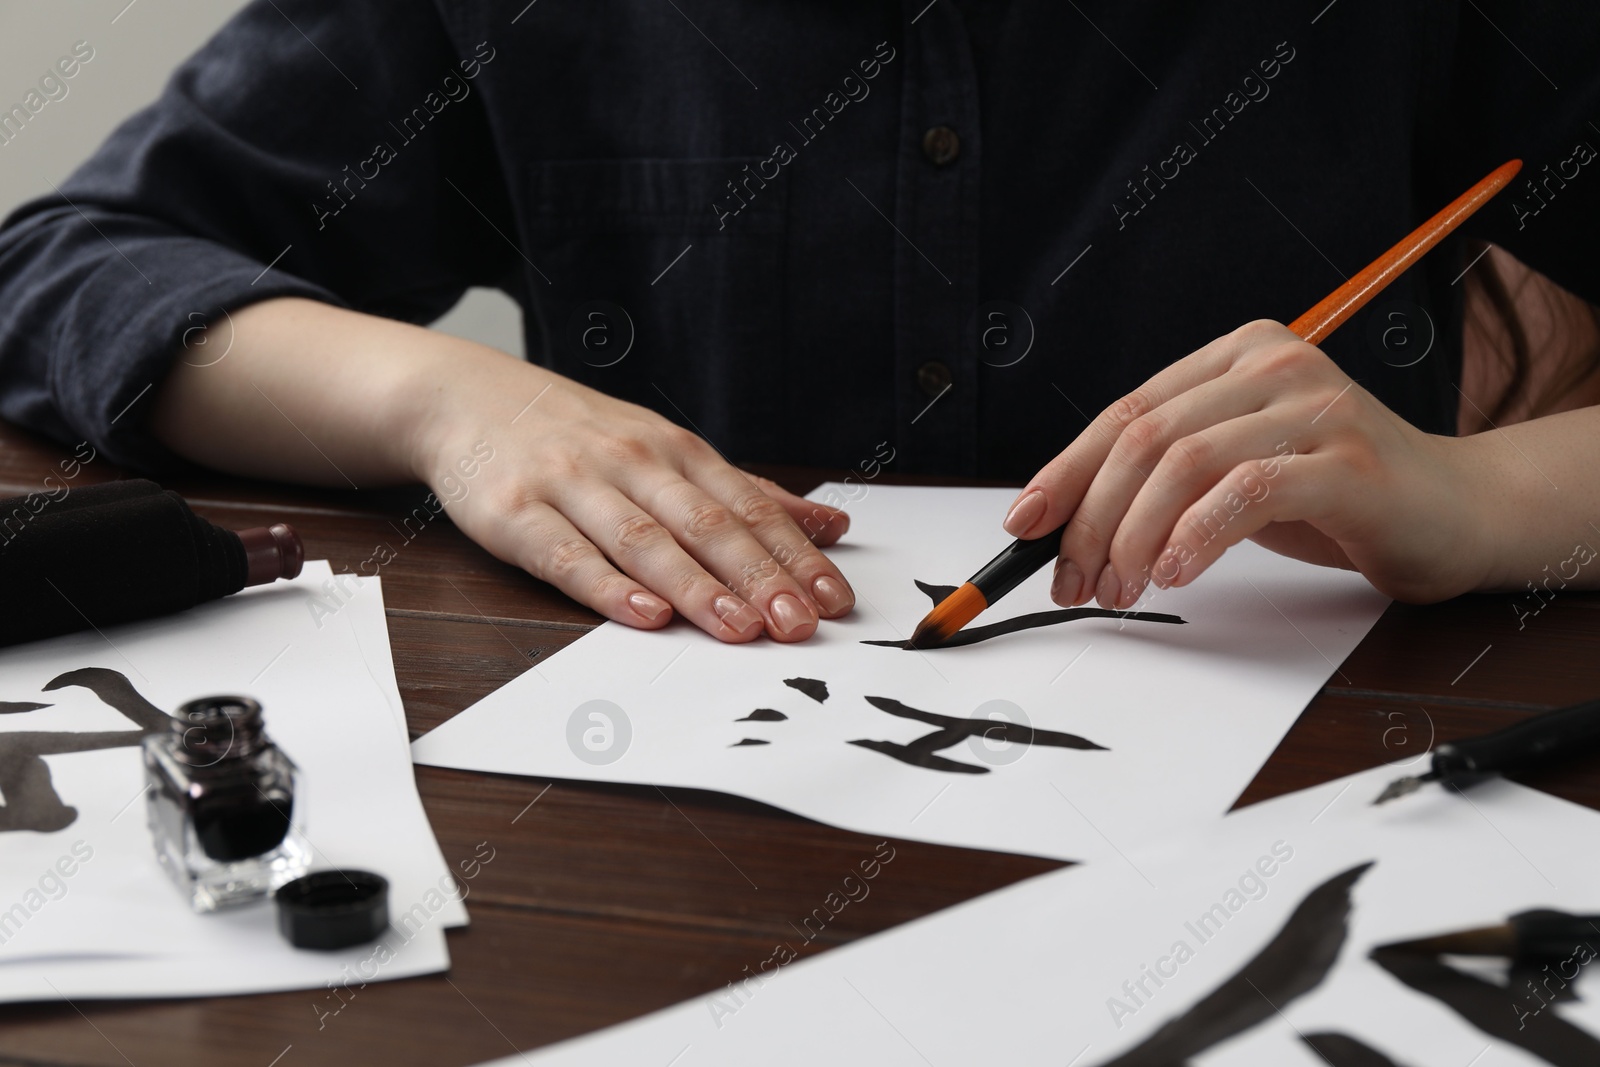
[320, 563, 467, 929]
[483, 766, 1600, 1066]
[0, 562, 456, 1001]
[413, 485, 1391, 864]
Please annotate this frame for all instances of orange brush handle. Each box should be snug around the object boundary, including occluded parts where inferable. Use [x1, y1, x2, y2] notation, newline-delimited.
[915, 160, 1524, 647]
[1288, 159, 1522, 345]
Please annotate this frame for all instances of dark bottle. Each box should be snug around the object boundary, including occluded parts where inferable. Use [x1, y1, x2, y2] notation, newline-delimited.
[143, 695, 308, 911]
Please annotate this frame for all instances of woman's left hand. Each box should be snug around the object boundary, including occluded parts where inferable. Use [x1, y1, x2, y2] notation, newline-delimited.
[1002, 319, 1493, 607]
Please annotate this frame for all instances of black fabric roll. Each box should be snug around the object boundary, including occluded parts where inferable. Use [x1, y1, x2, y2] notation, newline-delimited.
[0, 479, 247, 646]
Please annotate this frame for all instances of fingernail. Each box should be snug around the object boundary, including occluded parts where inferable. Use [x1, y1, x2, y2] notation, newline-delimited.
[1095, 563, 1119, 608]
[1117, 573, 1145, 610]
[713, 594, 762, 636]
[768, 593, 815, 638]
[1052, 559, 1084, 606]
[628, 592, 670, 623]
[812, 575, 854, 616]
[1003, 490, 1047, 537]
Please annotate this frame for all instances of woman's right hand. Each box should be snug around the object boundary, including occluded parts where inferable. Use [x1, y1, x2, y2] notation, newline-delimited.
[406, 349, 855, 642]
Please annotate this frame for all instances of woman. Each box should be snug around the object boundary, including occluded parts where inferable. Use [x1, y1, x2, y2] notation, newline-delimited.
[1, 0, 1596, 642]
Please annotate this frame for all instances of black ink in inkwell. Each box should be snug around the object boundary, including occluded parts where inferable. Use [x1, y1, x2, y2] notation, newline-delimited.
[143, 695, 308, 911]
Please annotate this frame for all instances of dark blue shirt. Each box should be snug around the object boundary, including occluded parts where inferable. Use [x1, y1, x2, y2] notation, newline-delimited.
[1, 0, 1597, 478]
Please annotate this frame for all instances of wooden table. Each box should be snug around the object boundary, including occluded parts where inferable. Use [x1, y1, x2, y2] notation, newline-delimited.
[2, 419, 1597, 1066]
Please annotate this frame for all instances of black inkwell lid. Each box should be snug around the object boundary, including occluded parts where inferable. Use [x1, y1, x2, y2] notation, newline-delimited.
[275, 870, 388, 950]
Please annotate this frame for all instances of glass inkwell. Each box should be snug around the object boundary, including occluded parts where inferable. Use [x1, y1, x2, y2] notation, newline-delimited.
[143, 695, 309, 911]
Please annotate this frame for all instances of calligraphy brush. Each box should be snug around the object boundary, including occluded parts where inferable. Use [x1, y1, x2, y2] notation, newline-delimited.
[1372, 692, 1600, 804]
[908, 159, 1524, 650]
[1376, 910, 1600, 961]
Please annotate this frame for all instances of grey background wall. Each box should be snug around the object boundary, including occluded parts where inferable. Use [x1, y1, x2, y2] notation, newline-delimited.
[0, 0, 525, 357]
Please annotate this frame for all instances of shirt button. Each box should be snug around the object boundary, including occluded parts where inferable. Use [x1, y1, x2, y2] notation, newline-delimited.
[916, 360, 953, 397]
[921, 126, 961, 167]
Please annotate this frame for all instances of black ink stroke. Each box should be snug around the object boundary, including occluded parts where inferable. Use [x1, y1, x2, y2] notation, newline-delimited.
[1370, 946, 1600, 1065]
[0, 668, 172, 833]
[729, 738, 770, 747]
[783, 677, 829, 703]
[862, 579, 1185, 650]
[736, 709, 788, 722]
[1301, 1032, 1411, 1067]
[848, 738, 988, 774]
[43, 667, 171, 733]
[1093, 862, 1373, 1067]
[848, 696, 1105, 775]
[864, 608, 1187, 650]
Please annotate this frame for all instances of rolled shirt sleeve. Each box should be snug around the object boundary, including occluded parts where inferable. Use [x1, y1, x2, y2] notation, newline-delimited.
[0, 0, 515, 471]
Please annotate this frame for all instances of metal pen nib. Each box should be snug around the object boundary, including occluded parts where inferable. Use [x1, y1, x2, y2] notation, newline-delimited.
[1372, 771, 1436, 805]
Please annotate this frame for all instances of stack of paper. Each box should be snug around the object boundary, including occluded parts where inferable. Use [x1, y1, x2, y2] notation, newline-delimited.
[0, 561, 459, 1001]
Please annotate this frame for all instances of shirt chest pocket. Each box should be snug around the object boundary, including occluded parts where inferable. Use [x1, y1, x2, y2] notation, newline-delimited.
[521, 158, 789, 444]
